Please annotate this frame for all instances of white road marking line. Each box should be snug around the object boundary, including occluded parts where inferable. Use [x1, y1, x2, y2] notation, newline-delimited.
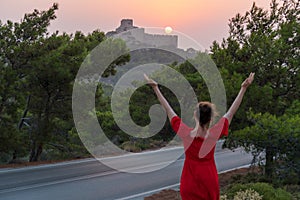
[115, 164, 253, 200]
[115, 183, 180, 200]
[0, 147, 184, 173]
[0, 158, 184, 194]
[0, 141, 227, 173]
[0, 146, 247, 196]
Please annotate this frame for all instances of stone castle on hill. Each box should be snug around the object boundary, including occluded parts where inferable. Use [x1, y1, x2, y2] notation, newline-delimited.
[106, 19, 179, 49]
[102, 19, 198, 86]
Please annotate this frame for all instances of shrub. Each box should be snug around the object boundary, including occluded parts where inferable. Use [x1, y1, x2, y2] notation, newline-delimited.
[233, 189, 262, 200]
[283, 185, 300, 200]
[220, 194, 228, 200]
[230, 170, 265, 185]
[120, 141, 142, 152]
[226, 182, 292, 200]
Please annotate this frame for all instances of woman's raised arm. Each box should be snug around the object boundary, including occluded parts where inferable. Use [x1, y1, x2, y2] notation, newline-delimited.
[224, 72, 255, 124]
[144, 74, 177, 121]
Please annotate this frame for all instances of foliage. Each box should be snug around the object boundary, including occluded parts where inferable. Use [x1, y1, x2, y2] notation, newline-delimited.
[233, 189, 263, 200]
[283, 185, 300, 200]
[226, 103, 300, 183]
[0, 61, 27, 161]
[211, 0, 300, 127]
[0, 4, 60, 161]
[220, 194, 228, 200]
[226, 182, 292, 200]
[0, 4, 129, 162]
[221, 190, 263, 200]
[228, 171, 266, 186]
[212, 0, 300, 185]
[99, 50, 220, 143]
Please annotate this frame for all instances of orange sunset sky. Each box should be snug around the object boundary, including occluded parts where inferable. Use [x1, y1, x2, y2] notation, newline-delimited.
[0, 0, 271, 49]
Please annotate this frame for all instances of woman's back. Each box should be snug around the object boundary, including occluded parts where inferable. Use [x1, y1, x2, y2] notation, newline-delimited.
[171, 116, 229, 200]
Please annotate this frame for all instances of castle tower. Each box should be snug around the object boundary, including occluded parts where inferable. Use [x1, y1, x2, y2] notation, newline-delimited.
[116, 19, 137, 33]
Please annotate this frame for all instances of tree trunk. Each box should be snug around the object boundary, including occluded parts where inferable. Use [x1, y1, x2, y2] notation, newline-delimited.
[12, 150, 17, 160]
[29, 142, 43, 162]
[265, 146, 275, 180]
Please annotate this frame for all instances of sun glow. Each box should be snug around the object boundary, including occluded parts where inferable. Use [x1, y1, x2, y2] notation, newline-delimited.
[164, 26, 173, 34]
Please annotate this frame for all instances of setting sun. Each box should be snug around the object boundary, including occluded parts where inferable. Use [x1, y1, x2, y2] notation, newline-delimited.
[164, 26, 173, 34]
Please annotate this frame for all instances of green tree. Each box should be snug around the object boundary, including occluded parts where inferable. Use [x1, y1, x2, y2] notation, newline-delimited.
[210, 0, 299, 184]
[211, 0, 299, 117]
[0, 4, 59, 162]
[0, 3, 130, 162]
[226, 103, 300, 183]
[25, 28, 129, 161]
[0, 60, 27, 162]
[96, 51, 223, 150]
[26, 32, 93, 161]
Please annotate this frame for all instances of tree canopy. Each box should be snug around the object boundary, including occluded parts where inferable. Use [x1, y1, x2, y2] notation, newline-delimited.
[0, 4, 129, 162]
[211, 0, 299, 183]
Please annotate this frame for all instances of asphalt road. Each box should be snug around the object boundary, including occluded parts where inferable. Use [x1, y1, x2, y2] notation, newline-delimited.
[0, 147, 253, 200]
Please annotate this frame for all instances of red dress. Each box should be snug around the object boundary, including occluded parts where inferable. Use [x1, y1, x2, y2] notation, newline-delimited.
[171, 116, 229, 200]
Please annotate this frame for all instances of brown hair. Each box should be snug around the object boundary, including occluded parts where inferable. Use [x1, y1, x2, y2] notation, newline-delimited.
[196, 101, 216, 129]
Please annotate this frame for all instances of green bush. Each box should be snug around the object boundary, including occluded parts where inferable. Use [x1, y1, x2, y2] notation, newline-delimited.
[229, 171, 266, 185]
[233, 189, 262, 200]
[0, 152, 11, 164]
[221, 190, 263, 200]
[226, 182, 292, 200]
[120, 141, 142, 152]
[283, 185, 300, 200]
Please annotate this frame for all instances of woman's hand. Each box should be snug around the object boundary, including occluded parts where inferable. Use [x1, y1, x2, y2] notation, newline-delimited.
[241, 72, 255, 89]
[143, 74, 177, 120]
[225, 72, 255, 124]
[144, 74, 158, 88]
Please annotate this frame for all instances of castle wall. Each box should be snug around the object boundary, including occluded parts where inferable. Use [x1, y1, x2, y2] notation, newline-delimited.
[144, 32, 177, 48]
[116, 28, 177, 48]
[109, 19, 178, 49]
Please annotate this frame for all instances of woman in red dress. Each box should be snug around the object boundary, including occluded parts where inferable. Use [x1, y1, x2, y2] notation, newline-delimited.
[144, 72, 255, 200]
